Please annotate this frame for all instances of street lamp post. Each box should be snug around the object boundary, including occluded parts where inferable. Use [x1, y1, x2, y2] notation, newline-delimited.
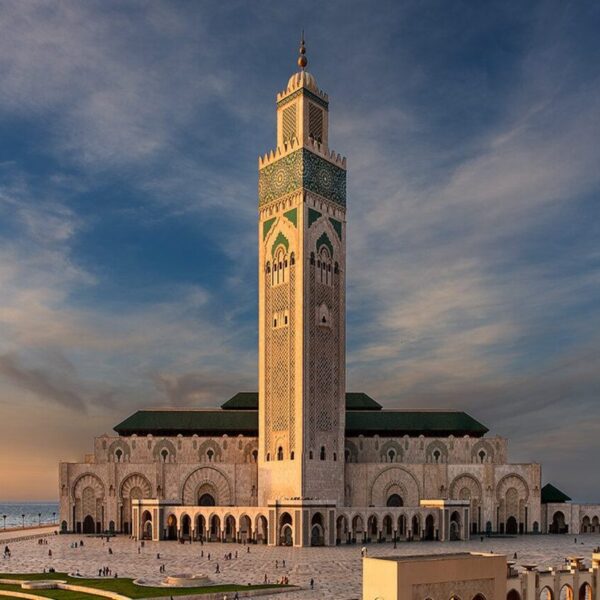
[52, 512, 56, 524]
[2, 515, 6, 530]
[38, 513, 42, 526]
[21, 514, 25, 528]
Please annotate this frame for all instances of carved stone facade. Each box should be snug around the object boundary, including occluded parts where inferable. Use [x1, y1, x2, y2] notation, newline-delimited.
[59, 54, 594, 547]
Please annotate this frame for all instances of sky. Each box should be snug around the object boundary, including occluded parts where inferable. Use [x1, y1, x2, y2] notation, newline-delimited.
[0, 0, 599, 501]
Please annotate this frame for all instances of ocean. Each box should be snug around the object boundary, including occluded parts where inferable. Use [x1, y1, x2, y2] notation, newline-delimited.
[0, 502, 59, 529]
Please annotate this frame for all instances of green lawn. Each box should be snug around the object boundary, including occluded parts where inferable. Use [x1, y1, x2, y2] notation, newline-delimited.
[0, 582, 100, 600]
[0, 573, 289, 598]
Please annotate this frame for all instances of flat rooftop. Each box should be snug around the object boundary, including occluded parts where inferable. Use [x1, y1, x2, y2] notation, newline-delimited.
[373, 552, 497, 562]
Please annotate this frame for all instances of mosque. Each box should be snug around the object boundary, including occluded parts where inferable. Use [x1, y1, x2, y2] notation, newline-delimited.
[58, 41, 600, 546]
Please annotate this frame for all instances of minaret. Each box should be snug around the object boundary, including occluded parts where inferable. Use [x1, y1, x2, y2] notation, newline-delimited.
[257, 37, 347, 530]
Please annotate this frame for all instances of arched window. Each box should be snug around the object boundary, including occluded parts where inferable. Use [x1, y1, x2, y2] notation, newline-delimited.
[309, 450, 313, 459]
[115, 449, 123, 463]
[265, 261, 271, 274]
[387, 449, 396, 463]
[479, 450, 486, 463]
[206, 449, 214, 462]
[320, 446, 326, 460]
[318, 247, 332, 285]
[266, 453, 270, 462]
[290, 451, 294, 460]
[333, 452, 337, 461]
[277, 446, 284, 461]
[251, 449, 258, 462]
[273, 247, 288, 285]
[433, 449, 441, 463]
[290, 253, 295, 265]
[160, 449, 169, 463]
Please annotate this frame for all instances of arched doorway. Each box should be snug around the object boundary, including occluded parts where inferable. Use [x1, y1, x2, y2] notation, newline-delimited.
[506, 516, 518, 535]
[336, 515, 348, 544]
[209, 515, 221, 542]
[382, 515, 393, 541]
[550, 511, 566, 534]
[450, 511, 461, 541]
[411, 515, 421, 539]
[279, 512, 293, 546]
[507, 590, 522, 600]
[195, 515, 206, 541]
[82, 515, 95, 534]
[142, 510, 153, 540]
[255, 515, 268, 544]
[581, 516, 591, 533]
[425, 514, 435, 540]
[398, 514, 406, 538]
[166, 514, 177, 540]
[367, 515, 378, 542]
[560, 586, 574, 600]
[239, 515, 252, 543]
[539, 587, 554, 600]
[199, 493, 216, 506]
[224, 515, 236, 542]
[387, 494, 403, 507]
[181, 514, 191, 539]
[579, 583, 592, 600]
[352, 515, 364, 542]
[311, 513, 324, 546]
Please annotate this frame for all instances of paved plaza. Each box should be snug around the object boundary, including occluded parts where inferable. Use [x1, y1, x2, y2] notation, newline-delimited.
[2, 533, 600, 599]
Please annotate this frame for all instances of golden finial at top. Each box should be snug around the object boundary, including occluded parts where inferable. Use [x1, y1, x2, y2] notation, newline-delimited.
[298, 30, 307, 70]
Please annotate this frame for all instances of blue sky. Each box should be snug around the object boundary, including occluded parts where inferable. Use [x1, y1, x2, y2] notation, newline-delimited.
[0, 0, 599, 500]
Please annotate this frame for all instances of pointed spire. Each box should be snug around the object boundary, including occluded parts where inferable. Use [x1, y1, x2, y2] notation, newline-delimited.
[297, 30, 307, 70]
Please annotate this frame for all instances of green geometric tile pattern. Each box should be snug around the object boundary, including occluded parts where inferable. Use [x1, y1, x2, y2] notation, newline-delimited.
[316, 231, 334, 257]
[329, 217, 342, 240]
[308, 208, 321, 228]
[262, 217, 276, 240]
[283, 208, 297, 227]
[271, 231, 289, 257]
[259, 148, 346, 208]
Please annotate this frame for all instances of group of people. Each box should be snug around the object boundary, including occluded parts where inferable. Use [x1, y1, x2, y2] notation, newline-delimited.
[2, 545, 11, 559]
[69, 540, 85, 549]
[97, 566, 117, 577]
[37, 538, 49, 545]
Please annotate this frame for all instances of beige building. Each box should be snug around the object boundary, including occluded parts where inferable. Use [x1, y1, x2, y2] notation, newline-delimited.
[363, 552, 600, 600]
[60, 42, 585, 547]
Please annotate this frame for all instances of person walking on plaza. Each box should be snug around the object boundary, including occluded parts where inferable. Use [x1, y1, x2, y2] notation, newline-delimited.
[310, 578, 314, 590]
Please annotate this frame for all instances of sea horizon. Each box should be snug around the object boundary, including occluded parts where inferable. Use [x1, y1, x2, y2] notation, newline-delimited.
[0, 501, 60, 529]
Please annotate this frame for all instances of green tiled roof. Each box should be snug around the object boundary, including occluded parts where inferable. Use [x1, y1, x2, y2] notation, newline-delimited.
[221, 392, 382, 411]
[346, 410, 488, 437]
[541, 483, 572, 504]
[344, 393, 382, 410]
[114, 410, 258, 436]
[114, 406, 487, 438]
[221, 393, 260, 410]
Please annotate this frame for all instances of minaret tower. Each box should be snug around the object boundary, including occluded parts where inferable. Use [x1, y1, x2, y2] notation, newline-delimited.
[257, 37, 347, 541]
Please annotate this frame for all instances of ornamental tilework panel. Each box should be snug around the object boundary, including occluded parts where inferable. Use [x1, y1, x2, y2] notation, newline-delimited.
[258, 149, 346, 207]
[308, 258, 341, 447]
[264, 265, 296, 456]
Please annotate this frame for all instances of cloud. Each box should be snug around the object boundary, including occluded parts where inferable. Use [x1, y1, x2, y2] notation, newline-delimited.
[152, 370, 255, 408]
[0, 352, 86, 412]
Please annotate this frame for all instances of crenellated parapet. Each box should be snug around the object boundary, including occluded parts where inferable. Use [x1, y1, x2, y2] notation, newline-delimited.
[258, 136, 346, 170]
